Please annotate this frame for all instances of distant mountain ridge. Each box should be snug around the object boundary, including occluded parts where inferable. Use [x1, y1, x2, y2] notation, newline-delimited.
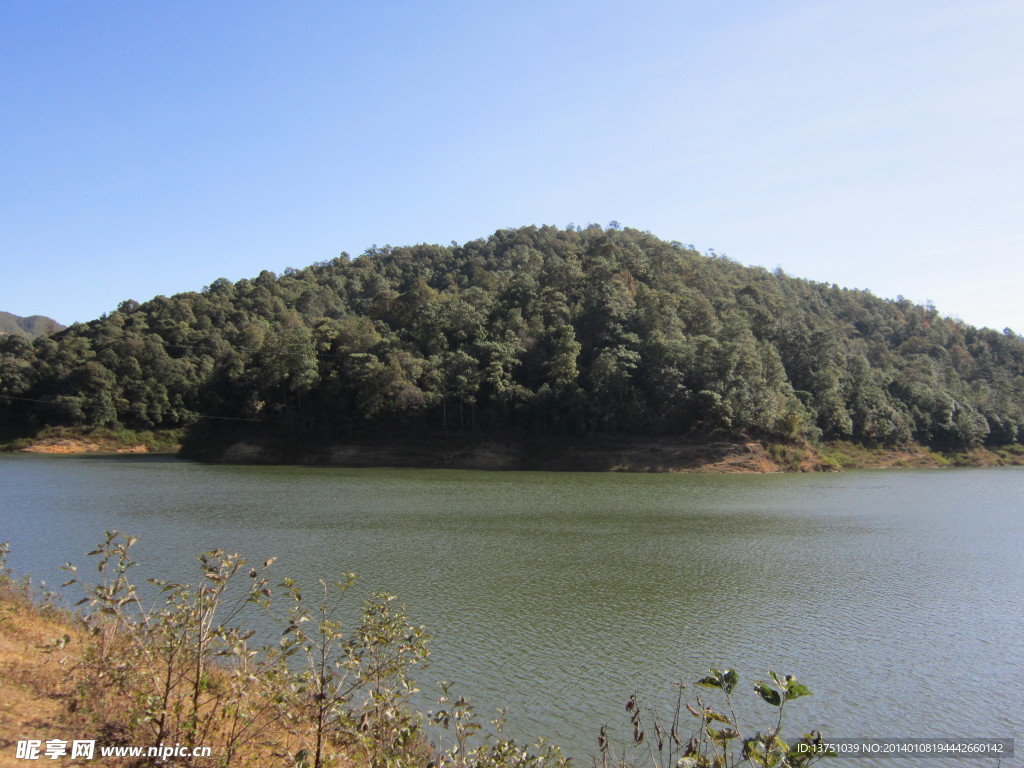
[0, 312, 64, 339]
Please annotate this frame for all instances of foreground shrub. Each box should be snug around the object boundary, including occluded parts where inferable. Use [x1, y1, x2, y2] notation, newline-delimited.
[1, 535, 830, 767]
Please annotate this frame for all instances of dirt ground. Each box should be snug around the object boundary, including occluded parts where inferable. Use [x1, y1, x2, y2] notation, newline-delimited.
[0, 593, 88, 767]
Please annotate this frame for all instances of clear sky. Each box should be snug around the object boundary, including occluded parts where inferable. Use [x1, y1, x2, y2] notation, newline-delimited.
[2, 0, 1022, 331]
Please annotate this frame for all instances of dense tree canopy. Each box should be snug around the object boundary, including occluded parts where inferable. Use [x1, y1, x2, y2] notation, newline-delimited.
[2, 224, 1022, 449]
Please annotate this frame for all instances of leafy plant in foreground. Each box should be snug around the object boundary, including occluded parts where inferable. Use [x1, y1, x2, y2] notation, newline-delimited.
[599, 668, 829, 768]
[274, 577, 431, 768]
[61, 531, 280, 760]
[430, 682, 570, 768]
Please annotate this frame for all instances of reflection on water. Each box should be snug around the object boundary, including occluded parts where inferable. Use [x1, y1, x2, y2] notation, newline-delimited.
[1, 454, 1021, 763]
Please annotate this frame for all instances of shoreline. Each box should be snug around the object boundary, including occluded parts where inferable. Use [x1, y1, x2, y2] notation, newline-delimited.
[6, 429, 1022, 472]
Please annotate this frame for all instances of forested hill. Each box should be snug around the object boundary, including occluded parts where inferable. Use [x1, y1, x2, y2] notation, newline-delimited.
[1, 224, 1022, 450]
[0, 312, 63, 339]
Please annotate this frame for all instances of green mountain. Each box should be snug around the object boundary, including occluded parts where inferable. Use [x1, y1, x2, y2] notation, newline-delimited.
[0, 312, 64, 339]
[1, 224, 1021, 451]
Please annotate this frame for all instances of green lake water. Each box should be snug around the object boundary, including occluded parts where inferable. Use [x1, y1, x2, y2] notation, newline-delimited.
[1, 454, 1021, 763]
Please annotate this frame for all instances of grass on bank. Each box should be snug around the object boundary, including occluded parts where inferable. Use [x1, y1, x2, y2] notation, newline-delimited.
[0, 537, 831, 768]
[815, 440, 1024, 471]
[0, 425, 184, 453]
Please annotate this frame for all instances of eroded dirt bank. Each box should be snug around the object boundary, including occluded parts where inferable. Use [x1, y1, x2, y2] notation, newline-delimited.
[208, 435, 814, 473]
[190, 433, 1024, 472]
[10, 427, 1023, 472]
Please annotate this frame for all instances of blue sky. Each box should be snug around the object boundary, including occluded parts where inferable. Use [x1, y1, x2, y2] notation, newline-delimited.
[2, 0, 1022, 331]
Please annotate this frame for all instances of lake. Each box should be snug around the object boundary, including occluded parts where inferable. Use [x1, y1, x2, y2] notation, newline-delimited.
[1, 454, 1020, 764]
